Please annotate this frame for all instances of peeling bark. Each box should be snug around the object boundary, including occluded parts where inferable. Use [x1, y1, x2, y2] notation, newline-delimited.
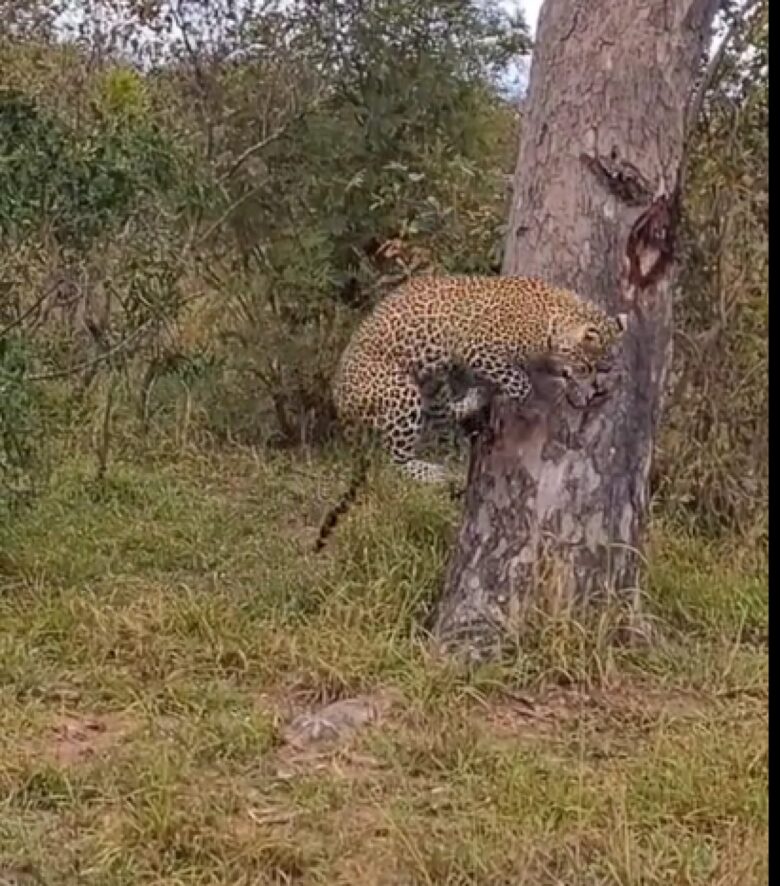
[431, 0, 719, 659]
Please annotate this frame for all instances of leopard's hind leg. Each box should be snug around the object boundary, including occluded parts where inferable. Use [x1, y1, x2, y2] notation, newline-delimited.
[376, 371, 452, 484]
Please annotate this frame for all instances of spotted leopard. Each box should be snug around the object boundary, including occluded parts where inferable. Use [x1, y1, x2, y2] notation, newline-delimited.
[314, 275, 627, 551]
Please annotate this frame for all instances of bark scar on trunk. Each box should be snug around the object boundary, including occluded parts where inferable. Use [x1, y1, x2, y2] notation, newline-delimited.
[579, 150, 653, 206]
[624, 190, 680, 291]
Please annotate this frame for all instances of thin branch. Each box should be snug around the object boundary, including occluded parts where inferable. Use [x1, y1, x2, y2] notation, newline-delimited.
[4, 320, 152, 383]
[677, 0, 761, 202]
[216, 121, 295, 186]
[685, 0, 760, 135]
[193, 185, 264, 248]
[0, 279, 61, 340]
[216, 92, 327, 187]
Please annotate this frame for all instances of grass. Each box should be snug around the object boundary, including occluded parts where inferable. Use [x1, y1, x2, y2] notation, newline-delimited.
[0, 443, 767, 885]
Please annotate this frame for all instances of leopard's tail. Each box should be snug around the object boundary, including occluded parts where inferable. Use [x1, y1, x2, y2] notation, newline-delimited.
[314, 449, 370, 553]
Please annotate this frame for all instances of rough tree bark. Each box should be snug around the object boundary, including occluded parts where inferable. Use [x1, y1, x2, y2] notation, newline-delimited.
[431, 0, 719, 659]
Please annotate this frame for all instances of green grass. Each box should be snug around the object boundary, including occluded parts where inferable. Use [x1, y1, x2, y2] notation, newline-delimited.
[0, 446, 767, 885]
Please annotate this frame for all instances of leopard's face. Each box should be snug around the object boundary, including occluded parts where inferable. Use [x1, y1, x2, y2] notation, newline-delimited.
[548, 310, 628, 377]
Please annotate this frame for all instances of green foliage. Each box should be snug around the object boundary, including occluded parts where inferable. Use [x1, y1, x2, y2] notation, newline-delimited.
[0, 88, 182, 247]
[657, 0, 767, 538]
[139, 0, 524, 445]
[0, 334, 43, 509]
[95, 66, 150, 120]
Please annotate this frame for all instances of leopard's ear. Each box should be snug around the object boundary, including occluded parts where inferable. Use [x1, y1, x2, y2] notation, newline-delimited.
[615, 312, 629, 332]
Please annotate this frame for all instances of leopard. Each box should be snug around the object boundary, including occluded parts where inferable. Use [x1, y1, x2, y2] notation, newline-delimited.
[314, 274, 628, 552]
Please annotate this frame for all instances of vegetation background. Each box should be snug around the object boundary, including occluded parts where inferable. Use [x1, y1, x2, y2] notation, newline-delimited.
[0, 1, 766, 883]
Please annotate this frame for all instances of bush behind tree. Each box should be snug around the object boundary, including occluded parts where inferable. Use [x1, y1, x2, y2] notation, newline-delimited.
[0, 0, 767, 541]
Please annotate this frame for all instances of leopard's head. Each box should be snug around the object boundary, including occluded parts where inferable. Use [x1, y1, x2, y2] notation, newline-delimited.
[547, 306, 628, 378]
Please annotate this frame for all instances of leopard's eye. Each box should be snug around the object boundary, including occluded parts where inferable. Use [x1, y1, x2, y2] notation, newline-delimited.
[583, 326, 601, 344]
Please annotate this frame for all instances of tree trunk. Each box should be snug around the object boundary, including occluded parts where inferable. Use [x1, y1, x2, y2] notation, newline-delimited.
[431, 0, 719, 660]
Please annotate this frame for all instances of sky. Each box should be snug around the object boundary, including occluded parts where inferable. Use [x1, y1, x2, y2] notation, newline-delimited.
[498, 0, 543, 96]
[514, 0, 542, 35]
[52, 1, 545, 59]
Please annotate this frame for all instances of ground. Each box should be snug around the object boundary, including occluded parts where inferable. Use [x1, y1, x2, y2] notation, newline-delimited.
[0, 444, 767, 885]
